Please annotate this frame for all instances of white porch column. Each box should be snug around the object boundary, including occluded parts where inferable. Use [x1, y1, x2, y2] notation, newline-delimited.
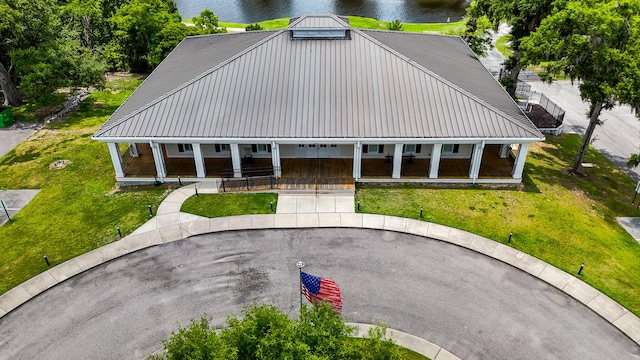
[230, 143, 242, 178]
[429, 143, 442, 179]
[107, 142, 125, 178]
[353, 142, 362, 180]
[512, 143, 530, 179]
[469, 141, 485, 181]
[271, 142, 281, 178]
[499, 144, 509, 158]
[128, 143, 139, 157]
[150, 141, 167, 180]
[392, 143, 403, 179]
[192, 143, 206, 178]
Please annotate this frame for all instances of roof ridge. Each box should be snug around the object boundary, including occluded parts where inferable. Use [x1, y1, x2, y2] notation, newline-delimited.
[94, 30, 285, 138]
[356, 29, 542, 138]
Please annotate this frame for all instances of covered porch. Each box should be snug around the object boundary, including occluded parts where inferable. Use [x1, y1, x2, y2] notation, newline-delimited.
[121, 144, 233, 178]
[360, 145, 515, 181]
[110, 142, 524, 187]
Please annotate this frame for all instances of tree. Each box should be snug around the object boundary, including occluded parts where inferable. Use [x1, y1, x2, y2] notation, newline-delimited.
[0, 1, 21, 105]
[0, 0, 105, 104]
[153, 303, 401, 360]
[108, 0, 181, 72]
[108, 2, 220, 72]
[60, 0, 107, 50]
[0, 51, 22, 106]
[192, 9, 226, 35]
[465, 0, 555, 98]
[521, 0, 640, 174]
[462, 3, 493, 55]
[618, 8, 640, 167]
[0, 0, 58, 105]
[147, 22, 198, 68]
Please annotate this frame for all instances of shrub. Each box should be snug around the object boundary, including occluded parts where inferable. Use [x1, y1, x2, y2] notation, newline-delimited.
[387, 20, 403, 31]
[245, 23, 264, 31]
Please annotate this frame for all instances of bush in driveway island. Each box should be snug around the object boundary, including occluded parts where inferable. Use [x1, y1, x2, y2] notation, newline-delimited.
[153, 302, 403, 360]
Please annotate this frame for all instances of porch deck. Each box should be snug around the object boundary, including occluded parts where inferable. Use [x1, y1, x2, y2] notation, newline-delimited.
[121, 144, 514, 188]
[361, 145, 513, 179]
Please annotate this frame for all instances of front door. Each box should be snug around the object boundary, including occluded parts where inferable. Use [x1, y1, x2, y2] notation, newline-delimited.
[317, 144, 340, 158]
[299, 144, 340, 158]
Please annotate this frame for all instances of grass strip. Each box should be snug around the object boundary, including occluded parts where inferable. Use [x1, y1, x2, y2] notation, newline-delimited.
[345, 338, 430, 360]
[214, 15, 465, 34]
[181, 193, 278, 218]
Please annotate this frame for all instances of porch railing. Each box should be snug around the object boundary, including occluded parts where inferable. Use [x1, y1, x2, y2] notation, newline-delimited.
[538, 93, 565, 124]
[219, 175, 278, 192]
[219, 166, 280, 192]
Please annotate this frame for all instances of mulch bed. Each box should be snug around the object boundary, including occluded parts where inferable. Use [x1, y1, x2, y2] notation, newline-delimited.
[527, 104, 559, 128]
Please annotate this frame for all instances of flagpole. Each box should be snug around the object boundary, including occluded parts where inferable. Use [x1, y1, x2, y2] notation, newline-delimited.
[296, 261, 305, 309]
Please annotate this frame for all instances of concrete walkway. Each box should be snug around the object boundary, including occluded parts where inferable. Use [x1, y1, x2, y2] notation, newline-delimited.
[276, 194, 355, 214]
[0, 190, 40, 227]
[0, 122, 43, 159]
[1, 183, 639, 358]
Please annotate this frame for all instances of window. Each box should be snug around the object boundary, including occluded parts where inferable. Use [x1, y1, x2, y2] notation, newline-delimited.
[214, 144, 230, 152]
[442, 144, 460, 153]
[251, 144, 272, 153]
[362, 144, 384, 154]
[177, 144, 193, 153]
[404, 144, 416, 153]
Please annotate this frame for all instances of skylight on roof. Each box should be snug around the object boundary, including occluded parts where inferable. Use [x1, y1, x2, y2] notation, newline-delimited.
[288, 15, 351, 40]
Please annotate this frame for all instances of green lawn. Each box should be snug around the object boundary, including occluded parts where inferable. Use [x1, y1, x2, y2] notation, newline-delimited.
[356, 135, 640, 315]
[212, 16, 465, 34]
[11, 93, 68, 122]
[0, 76, 174, 295]
[181, 193, 277, 218]
[495, 33, 512, 58]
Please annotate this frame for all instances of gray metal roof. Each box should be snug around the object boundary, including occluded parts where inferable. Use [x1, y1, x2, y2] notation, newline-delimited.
[94, 18, 543, 141]
[289, 15, 350, 29]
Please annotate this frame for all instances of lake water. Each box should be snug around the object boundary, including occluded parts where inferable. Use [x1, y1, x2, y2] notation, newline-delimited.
[174, 0, 471, 24]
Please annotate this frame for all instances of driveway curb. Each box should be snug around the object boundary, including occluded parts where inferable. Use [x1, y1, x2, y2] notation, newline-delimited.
[2, 212, 640, 346]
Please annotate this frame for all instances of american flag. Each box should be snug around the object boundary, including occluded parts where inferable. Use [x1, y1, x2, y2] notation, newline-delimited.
[300, 271, 342, 312]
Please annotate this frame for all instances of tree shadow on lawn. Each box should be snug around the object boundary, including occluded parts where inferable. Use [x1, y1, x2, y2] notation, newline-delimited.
[527, 134, 640, 217]
[49, 97, 121, 130]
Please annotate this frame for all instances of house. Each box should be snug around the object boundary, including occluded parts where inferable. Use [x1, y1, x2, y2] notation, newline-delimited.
[92, 15, 544, 189]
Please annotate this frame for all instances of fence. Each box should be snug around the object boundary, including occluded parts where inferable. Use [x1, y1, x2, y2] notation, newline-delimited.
[219, 175, 278, 192]
[515, 81, 532, 98]
[219, 166, 279, 192]
[538, 93, 565, 124]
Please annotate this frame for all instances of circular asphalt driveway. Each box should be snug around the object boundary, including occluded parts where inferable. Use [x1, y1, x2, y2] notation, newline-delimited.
[0, 228, 638, 359]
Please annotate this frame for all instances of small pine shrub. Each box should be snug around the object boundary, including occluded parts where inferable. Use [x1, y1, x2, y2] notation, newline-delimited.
[245, 23, 264, 31]
[387, 19, 403, 31]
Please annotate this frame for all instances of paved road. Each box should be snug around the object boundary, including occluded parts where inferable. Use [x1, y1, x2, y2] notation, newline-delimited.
[527, 80, 640, 181]
[1, 228, 637, 360]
